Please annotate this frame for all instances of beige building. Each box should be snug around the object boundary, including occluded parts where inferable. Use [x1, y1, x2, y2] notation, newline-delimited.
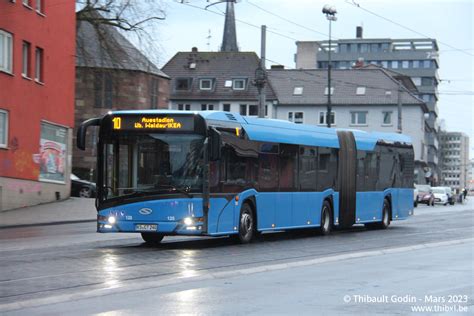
[439, 132, 470, 191]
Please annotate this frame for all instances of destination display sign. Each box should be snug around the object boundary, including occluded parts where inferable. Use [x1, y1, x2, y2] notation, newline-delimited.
[110, 115, 195, 132]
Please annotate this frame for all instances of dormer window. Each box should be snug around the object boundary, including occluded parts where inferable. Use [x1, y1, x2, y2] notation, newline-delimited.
[293, 87, 303, 95]
[199, 78, 213, 90]
[176, 78, 192, 91]
[356, 86, 366, 95]
[324, 86, 334, 95]
[233, 79, 247, 90]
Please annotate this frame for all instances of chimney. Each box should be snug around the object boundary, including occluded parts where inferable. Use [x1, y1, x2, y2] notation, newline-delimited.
[191, 47, 198, 53]
[271, 65, 285, 70]
[356, 26, 363, 39]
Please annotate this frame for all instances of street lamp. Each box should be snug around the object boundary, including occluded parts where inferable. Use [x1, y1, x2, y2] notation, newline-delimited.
[322, 5, 337, 128]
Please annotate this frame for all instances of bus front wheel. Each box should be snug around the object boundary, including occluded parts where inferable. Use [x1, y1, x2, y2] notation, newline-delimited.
[141, 233, 164, 245]
[318, 200, 332, 235]
[237, 202, 256, 244]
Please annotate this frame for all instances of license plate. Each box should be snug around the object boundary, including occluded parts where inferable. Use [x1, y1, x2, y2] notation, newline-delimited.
[135, 224, 158, 232]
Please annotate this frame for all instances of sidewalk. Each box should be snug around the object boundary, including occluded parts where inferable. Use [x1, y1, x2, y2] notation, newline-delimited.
[0, 198, 96, 229]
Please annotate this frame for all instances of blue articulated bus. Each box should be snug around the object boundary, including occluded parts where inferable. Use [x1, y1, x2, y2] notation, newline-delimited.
[77, 110, 414, 244]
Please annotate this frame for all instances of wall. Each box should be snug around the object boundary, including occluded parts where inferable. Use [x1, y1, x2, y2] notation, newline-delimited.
[0, 1, 75, 211]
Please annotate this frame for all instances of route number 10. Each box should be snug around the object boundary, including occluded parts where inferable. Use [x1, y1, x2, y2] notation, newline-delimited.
[112, 117, 121, 130]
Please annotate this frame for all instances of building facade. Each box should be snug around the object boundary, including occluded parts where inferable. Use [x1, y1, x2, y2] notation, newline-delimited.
[0, 0, 76, 211]
[162, 49, 277, 117]
[295, 28, 440, 184]
[439, 132, 470, 191]
[267, 68, 429, 184]
[73, 15, 170, 181]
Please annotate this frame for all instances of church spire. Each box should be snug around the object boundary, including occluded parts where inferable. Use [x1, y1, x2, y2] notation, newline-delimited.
[221, 0, 238, 52]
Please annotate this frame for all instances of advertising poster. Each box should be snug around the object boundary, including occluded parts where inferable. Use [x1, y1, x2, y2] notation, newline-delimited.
[39, 122, 67, 182]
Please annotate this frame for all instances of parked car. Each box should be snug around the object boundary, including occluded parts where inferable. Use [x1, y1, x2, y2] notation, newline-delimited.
[413, 186, 419, 207]
[431, 187, 449, 205]
[415, 184, 435, 206]
[71, 174, 96, 198]
[439, 186, 455, 205]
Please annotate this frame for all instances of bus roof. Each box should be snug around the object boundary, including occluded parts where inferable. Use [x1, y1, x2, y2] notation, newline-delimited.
[109, 110, 412, 151]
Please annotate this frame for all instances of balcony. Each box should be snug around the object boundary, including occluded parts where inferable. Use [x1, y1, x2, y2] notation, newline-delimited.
[426, 133, 439, 150]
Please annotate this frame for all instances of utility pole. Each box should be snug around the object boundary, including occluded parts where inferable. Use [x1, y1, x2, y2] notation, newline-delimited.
[254, 25, 267, 118]
[397, 81, 403, 133]
[322, 5, 337, 128]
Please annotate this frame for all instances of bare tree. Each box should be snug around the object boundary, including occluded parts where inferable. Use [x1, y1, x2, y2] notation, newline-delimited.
[76, 0, 167, 66]
[76, 0, 166, 32]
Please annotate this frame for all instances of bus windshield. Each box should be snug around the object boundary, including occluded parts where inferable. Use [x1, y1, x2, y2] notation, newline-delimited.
[102, 133, 205, 201]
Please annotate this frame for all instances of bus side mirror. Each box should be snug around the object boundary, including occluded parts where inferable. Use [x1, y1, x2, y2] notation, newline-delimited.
[77, 118, 101, 150]
[209, 127, 222, 161]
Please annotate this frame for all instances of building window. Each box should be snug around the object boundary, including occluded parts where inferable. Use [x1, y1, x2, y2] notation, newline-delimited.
[150, 78, 158, 109]
[0, 30, 13, 74]
[178, 104, 191, 111]
[35, 47, 44, 83]
[36, 0, 43, 13]
[199, 78, 213, 90]
[370, 43, 379, 53]
[248, 105, 258, 116]
[381, 43, 390, 51]
[223, 104, 231, 112]
[421, 77, 433, 86]
[421, 94, 432, 102]
[413, 60, 420, 68]
[356, 86, 366, 95]
[423, 60, 431, 68]
[22, 41, 31, 78]
[39, 122, 67, 183]
[324, 86, 334, 95]
[0, 110, 8, 148]
[201, 104, 214, 111]
[293, 87, 303, 95]
[381, 61, 388, 68]
[412, 77, 421, 86]
[224, 80, 232, 88]
[233, 79, 246, 90]
[175, 78, 192, 91]
[382, 111, 392, 125]
[94, 71, 113, 108]
[294, 112, 303, 124]
[391, 61, 398, 69]
[318, 111, 335, 126]
[351, 111, 368, 125]
[240, 104, 247, 115]
[23, 0, 32, 7]
[402, 61, 409, 68]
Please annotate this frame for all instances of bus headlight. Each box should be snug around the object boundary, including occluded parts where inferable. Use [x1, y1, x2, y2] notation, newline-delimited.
[108, 216, 116, 224]
[183, 217, 193, 226]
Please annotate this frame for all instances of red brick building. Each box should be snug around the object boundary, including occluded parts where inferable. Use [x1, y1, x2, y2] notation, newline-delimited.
[0, 1, 76, 210]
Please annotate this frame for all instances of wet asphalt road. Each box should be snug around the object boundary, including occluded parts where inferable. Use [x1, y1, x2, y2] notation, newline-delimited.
[0, 199, 473, 315]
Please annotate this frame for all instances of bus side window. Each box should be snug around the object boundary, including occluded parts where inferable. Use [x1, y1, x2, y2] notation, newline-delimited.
[279, 144, 298, 191]
[356, 151, 366, 191]
[317, 147, 331, 191]
[299, 146, 317, 191]
[258, 143, 279, 192]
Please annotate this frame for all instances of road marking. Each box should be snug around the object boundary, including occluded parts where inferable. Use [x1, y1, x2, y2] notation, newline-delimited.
[0, 237, 472, 313]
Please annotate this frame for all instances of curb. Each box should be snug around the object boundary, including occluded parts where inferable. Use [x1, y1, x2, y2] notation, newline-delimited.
[0, 219, 96, 230]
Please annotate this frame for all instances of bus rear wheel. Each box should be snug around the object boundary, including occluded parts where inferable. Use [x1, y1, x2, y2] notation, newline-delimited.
[237, 202, 256, 244]
[318, 200, 332, 235]
[367, 199, 391, 230]
[141, 233, 164, 245]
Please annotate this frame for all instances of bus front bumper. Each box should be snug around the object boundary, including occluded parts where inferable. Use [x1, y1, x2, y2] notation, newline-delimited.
[97, 218, 206, 235]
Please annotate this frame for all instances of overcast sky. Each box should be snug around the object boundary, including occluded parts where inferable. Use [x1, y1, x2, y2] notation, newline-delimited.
[147, 0, 473, 156]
